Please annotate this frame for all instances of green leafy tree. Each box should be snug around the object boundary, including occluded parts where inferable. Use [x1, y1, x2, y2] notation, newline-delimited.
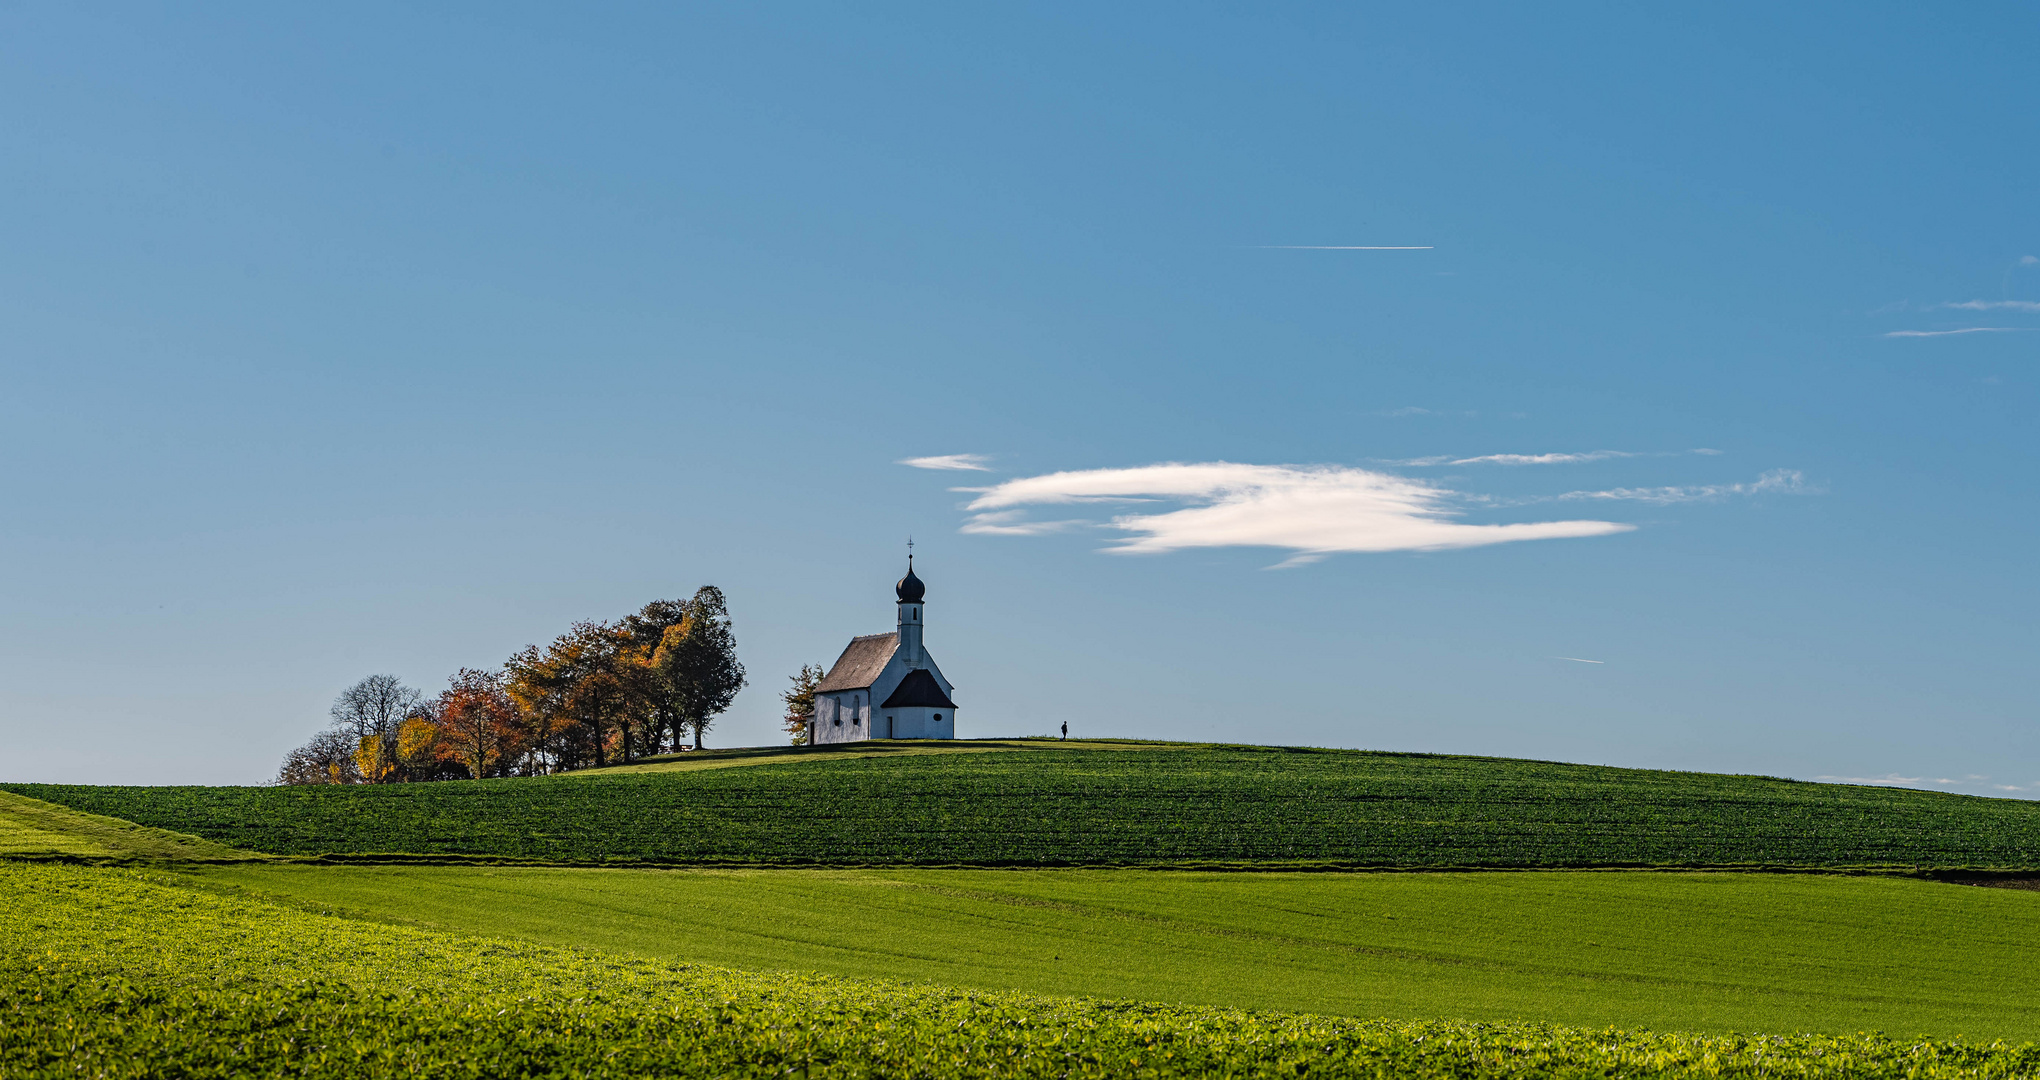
[652, 586, 747, 750]
[781, 663, 823, 745]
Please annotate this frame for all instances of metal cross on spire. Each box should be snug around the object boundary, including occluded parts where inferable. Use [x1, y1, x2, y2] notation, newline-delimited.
[907, 536, 914, 565]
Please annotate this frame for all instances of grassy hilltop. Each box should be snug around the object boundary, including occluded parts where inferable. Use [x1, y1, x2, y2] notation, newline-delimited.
[12, 741, 2040, 1076]
[8, 739, 2040, 869]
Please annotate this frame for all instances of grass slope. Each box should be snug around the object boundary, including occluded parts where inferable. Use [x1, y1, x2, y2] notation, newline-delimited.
[569, 738, 1161, 776]
[12, 743, 2040, 868]
[194, 863, 2040, 1040]
[9, 862, 2039, 1079]
[0, 789, 259, 863]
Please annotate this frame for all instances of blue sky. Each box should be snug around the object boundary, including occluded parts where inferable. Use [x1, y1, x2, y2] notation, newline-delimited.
[2, 3, 2035, 790]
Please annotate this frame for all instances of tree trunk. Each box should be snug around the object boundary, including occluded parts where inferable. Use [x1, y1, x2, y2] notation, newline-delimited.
[693, 719, 706, 751]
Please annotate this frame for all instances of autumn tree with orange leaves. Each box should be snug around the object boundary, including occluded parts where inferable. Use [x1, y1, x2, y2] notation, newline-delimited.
[436, 667, 522, 779]
[619, 598, 691, 753]
[505, 621, 642, 770]
[279, 586, 746, 783]
[782, 663, 822, 745]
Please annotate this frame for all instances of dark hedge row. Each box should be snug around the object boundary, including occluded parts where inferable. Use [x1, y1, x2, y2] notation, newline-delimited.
[9, 745, 2040, 868]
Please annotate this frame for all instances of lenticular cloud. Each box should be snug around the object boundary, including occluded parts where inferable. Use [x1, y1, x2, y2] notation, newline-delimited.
[961, 462, 1632, 564]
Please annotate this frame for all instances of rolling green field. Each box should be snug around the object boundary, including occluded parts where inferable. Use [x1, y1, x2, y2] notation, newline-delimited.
[16, 741, 2040, 1076]
[9, 861, 2040, 1079]
[194, 862, 2040, 1040]
[12, 741, 2040, 868]
[0, 789, 259, 863]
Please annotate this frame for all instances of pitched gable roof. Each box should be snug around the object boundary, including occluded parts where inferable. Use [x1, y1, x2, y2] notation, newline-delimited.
[880, 668, 956, 709]
[816, 633, 898, 692]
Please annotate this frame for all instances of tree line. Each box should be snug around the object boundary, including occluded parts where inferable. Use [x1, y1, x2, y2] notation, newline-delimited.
[277, 587, 746, 784]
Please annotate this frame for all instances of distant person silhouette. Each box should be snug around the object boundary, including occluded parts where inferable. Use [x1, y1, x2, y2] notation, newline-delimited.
[1060, 722, 1067, 740]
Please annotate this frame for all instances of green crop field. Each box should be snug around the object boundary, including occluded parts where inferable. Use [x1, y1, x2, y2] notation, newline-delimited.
[9, 861, 2040, 1079]
[0, 789, 259, 863]
[13, 744, 2040, 1075]
[10, 742, 2040, 868]
[193, 862, 2040, 1040]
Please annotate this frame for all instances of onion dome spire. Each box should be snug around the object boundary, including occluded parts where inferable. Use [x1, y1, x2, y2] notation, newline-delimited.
[896, 553, 926, 603]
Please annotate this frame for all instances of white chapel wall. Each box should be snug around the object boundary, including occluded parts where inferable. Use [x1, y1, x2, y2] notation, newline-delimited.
[814, 691, 875, 744]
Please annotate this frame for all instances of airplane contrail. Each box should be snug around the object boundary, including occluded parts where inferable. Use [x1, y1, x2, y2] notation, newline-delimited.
[1556, 657, 1605, 664]
[1257, 245, 1434, 250]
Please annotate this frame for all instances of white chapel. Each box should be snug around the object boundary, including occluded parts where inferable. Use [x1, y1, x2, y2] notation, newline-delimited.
[812, 557, 957, 743]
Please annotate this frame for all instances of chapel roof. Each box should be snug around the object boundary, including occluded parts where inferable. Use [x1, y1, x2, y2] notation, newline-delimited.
[815, 632, 898, 692]
[880, 668, 957, 710]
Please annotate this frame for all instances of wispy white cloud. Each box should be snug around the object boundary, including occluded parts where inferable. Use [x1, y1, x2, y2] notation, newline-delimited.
[1463, 451, 1632, 465]
[1387, 448, 1718, 467]
[1884, 327, 2035, 338]
[1817, 773, 1962, 788]
[1534, 469, 1816, 505]
[899, 454, 992, 471]
[1815, 772, 2037, 795]
[955, 510, 1086, 536]
[1451, 450, 1637, 466]
[1375, 406, 1481, 419]
[959, 462, 1633, 565]
[1556, 657, 1604, 664]
[1944, 300, 2040, 312]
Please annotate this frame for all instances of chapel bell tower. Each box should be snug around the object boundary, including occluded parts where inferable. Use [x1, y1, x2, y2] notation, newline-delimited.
[896, 553, 926, 666]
